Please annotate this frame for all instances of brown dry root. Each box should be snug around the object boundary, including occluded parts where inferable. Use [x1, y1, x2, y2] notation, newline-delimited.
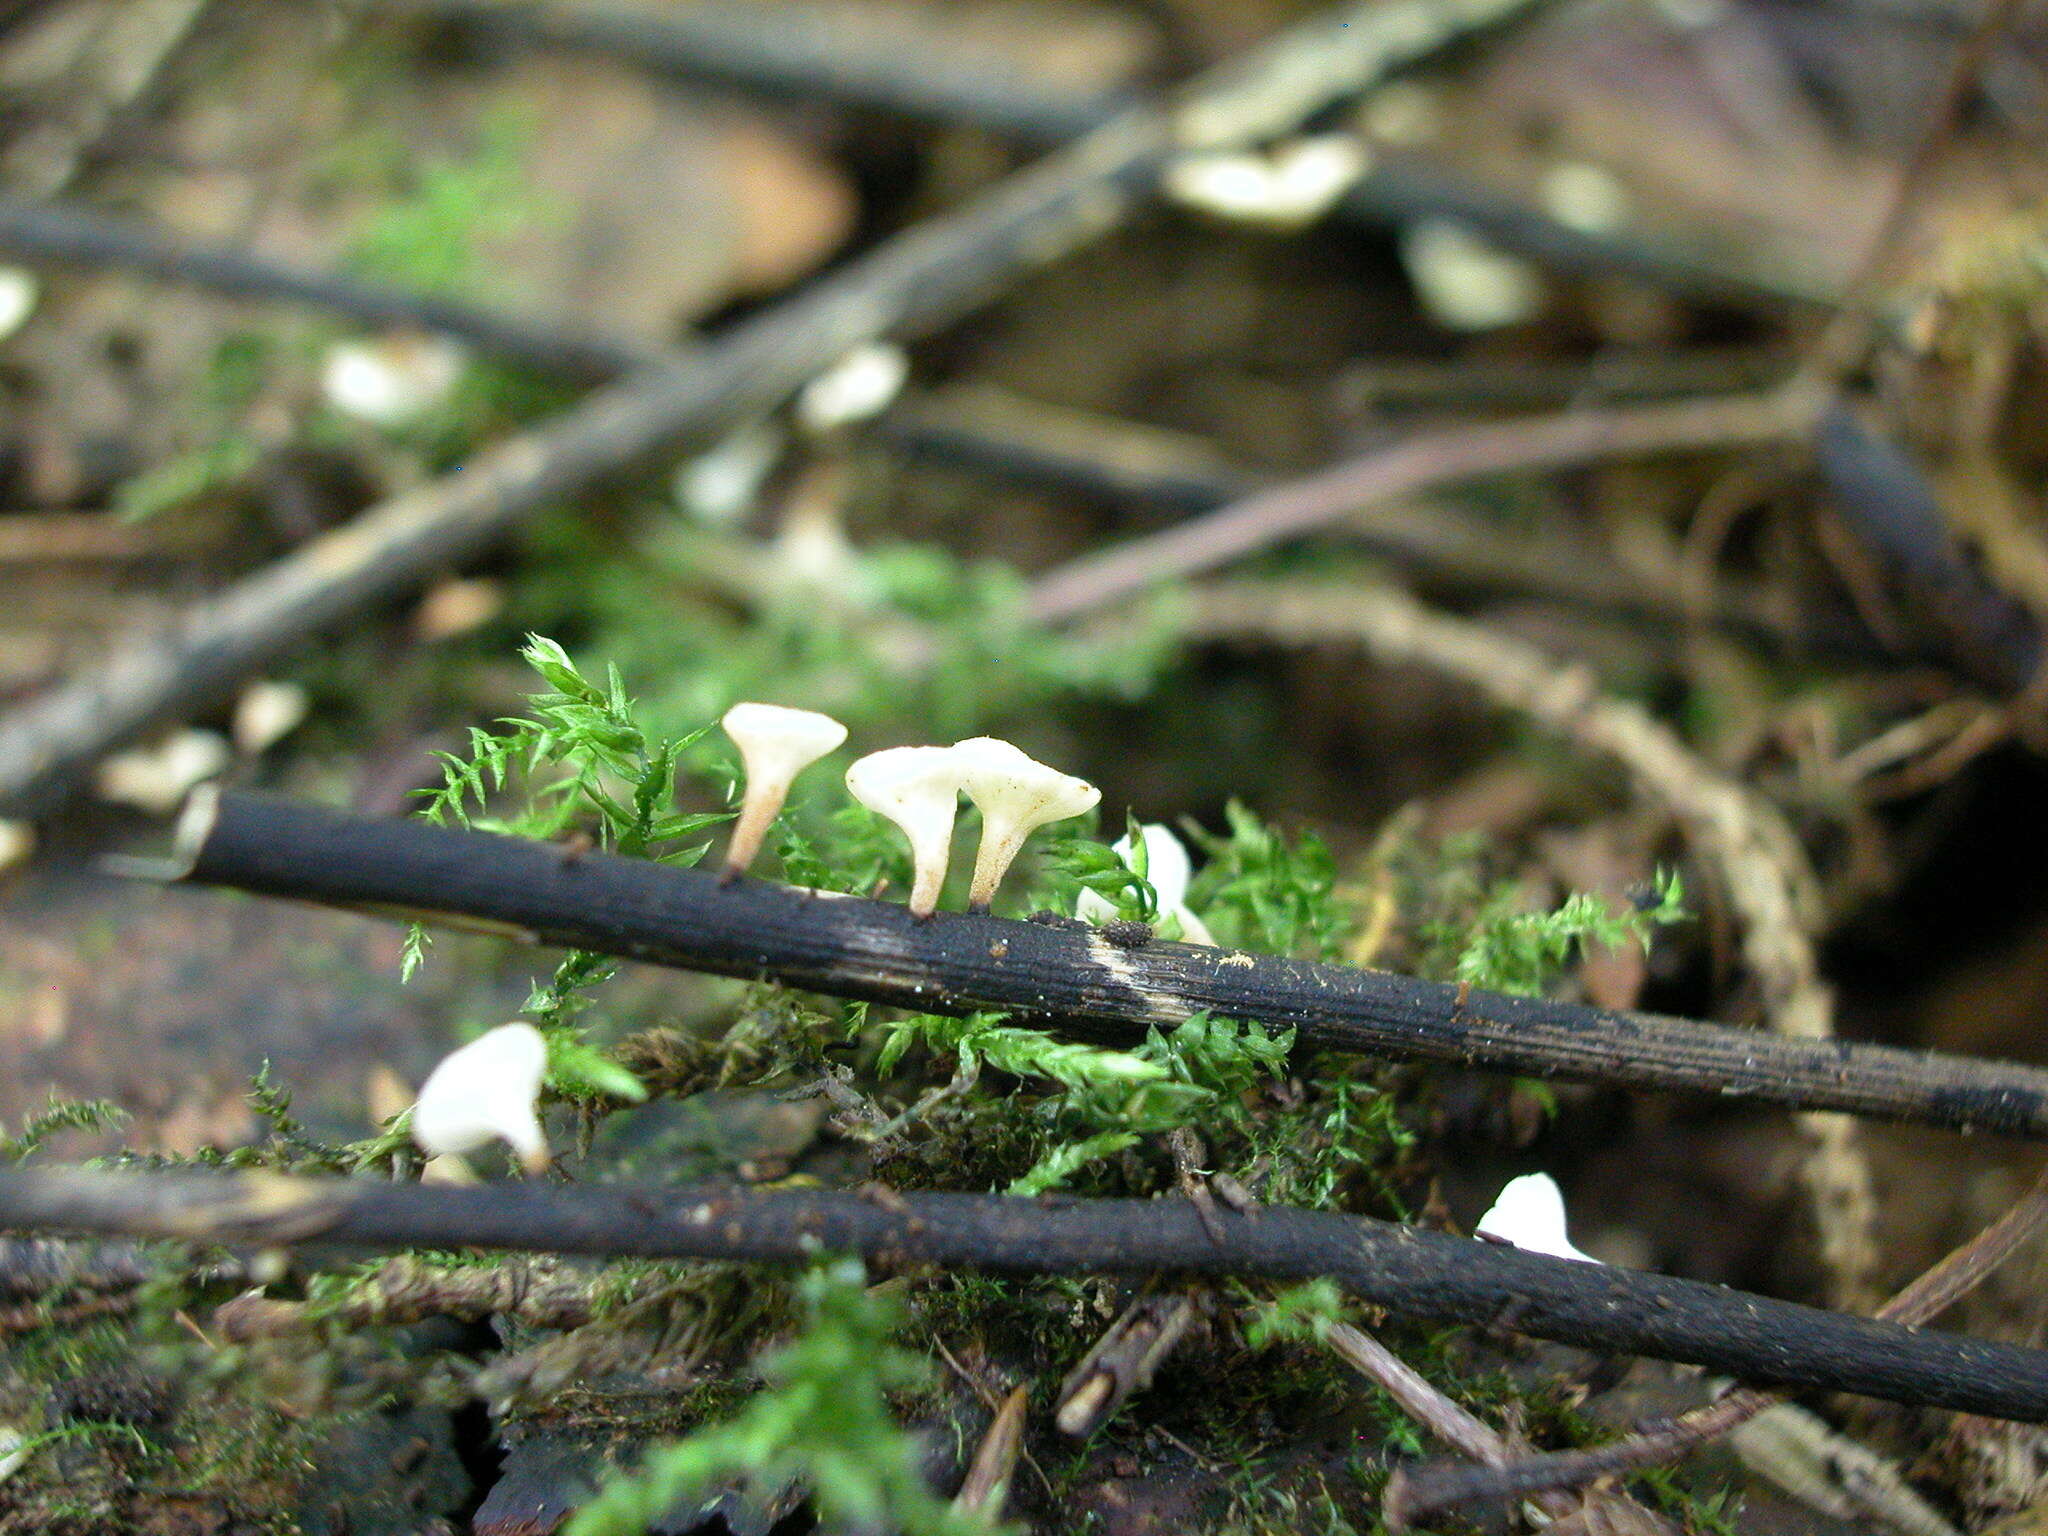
[1181, 578, 1880, 1304]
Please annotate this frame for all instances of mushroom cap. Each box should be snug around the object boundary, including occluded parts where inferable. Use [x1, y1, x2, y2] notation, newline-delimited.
[846, 747, 966, 914]
[951, 737, 1100, 832]
[1475, 1172, 1596, 1264]
[844, 745, 964, 818]
[721, 702, 848, 771]
[411, 1022, 548, 1165]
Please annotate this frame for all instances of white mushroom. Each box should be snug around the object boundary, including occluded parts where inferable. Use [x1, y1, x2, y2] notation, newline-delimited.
[953, 737, 1100, 914]
[95, 728, 231, 816]
[720, 703, 849, 880]
[794, 341, 909, 435]
[1075, 822, 1215, 945]
[1163, 134, 1367, 229]
[1475, 1172, 1595, 1264]
[845, 746, 964, 918]
[321, 333, 466, 427]
[0, 268, 38, 343]
[410, 1022, 550, 1174]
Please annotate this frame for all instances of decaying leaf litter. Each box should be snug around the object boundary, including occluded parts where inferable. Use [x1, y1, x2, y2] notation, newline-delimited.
[2, 0, 2048, 1531]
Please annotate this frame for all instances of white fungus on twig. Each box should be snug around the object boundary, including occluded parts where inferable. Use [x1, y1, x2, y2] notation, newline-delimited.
[232, 680, 309, 757]
[1075, 822, 1215, 944]
[953, 737, 1100, 914]
[320, 334, 466, 427]
[410, 1022, 550, 1174]
[1475, 1172, 1596, 1264]
[720, 702, 849, 880]
[1399, 219, 1545, 332]
[845, 746, 966, 918]
[0, 268, 38, 343]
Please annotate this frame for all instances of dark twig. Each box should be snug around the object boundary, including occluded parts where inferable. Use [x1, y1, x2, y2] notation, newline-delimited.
[0, 0, 1532, 816]
[1384, 1164, 2048, 1524]
[1787, 0, 2048, 693]
[5, 1165, 2048, 1420]
[379, 0, 1137, 141]
[172, 790, 2048, 1139]
[1814, 407, 2041, 691]
[1798, 0, 2035, 388]
[0, 197, 657, 382]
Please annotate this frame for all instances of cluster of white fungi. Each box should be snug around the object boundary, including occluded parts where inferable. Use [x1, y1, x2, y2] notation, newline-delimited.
[719, 701, 1101, 919]
[410, 702, 1104, 1173]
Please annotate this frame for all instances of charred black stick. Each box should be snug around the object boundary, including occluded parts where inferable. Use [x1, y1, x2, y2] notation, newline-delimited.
[0, 0, 1532, 816]
[4, 1164, 2048, 1421]
[174, 791, 2048, 1139]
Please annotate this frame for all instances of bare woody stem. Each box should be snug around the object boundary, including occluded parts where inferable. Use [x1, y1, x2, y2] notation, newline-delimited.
[0, 196, 654, 381]
[4, 1165, 2048, 1421]
[172, 790, 2048, 1139]
[1023, 387, 1824, 624]
[721, 786, 792, 881]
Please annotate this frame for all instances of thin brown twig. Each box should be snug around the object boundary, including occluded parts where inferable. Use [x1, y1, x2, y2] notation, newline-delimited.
[1797, 0, 2035, 389]
[1022, 387, 1824, 625]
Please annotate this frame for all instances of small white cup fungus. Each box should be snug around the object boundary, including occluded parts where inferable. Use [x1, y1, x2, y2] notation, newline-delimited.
[952, 737, 1100, 914]
[720, 703, 849, 880]
[1075, 822, 1215, 945]
[845, 746, 966, 918]
[1475, 1172, 1596, 1264]
[410, 1022, 550, 1174]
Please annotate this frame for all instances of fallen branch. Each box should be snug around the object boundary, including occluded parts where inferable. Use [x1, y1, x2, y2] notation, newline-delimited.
[3, 1165, 2048, 1421]
[172, 790, 2048, 1139]
[0, 197, 657, 382]
[1385, 1162, 2048, 1524]
[390, 0, 1838, 309]
[0, 0, 1531, 816]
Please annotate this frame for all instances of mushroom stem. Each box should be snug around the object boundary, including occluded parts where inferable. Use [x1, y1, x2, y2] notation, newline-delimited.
[844, 746, 966, 919]
[966, 826, 1033, 913]
[952, 737, 1100, 915]
[721, 786, 790, 883]
[718, 703, 847, 881]
[905, 826, 954, 919]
